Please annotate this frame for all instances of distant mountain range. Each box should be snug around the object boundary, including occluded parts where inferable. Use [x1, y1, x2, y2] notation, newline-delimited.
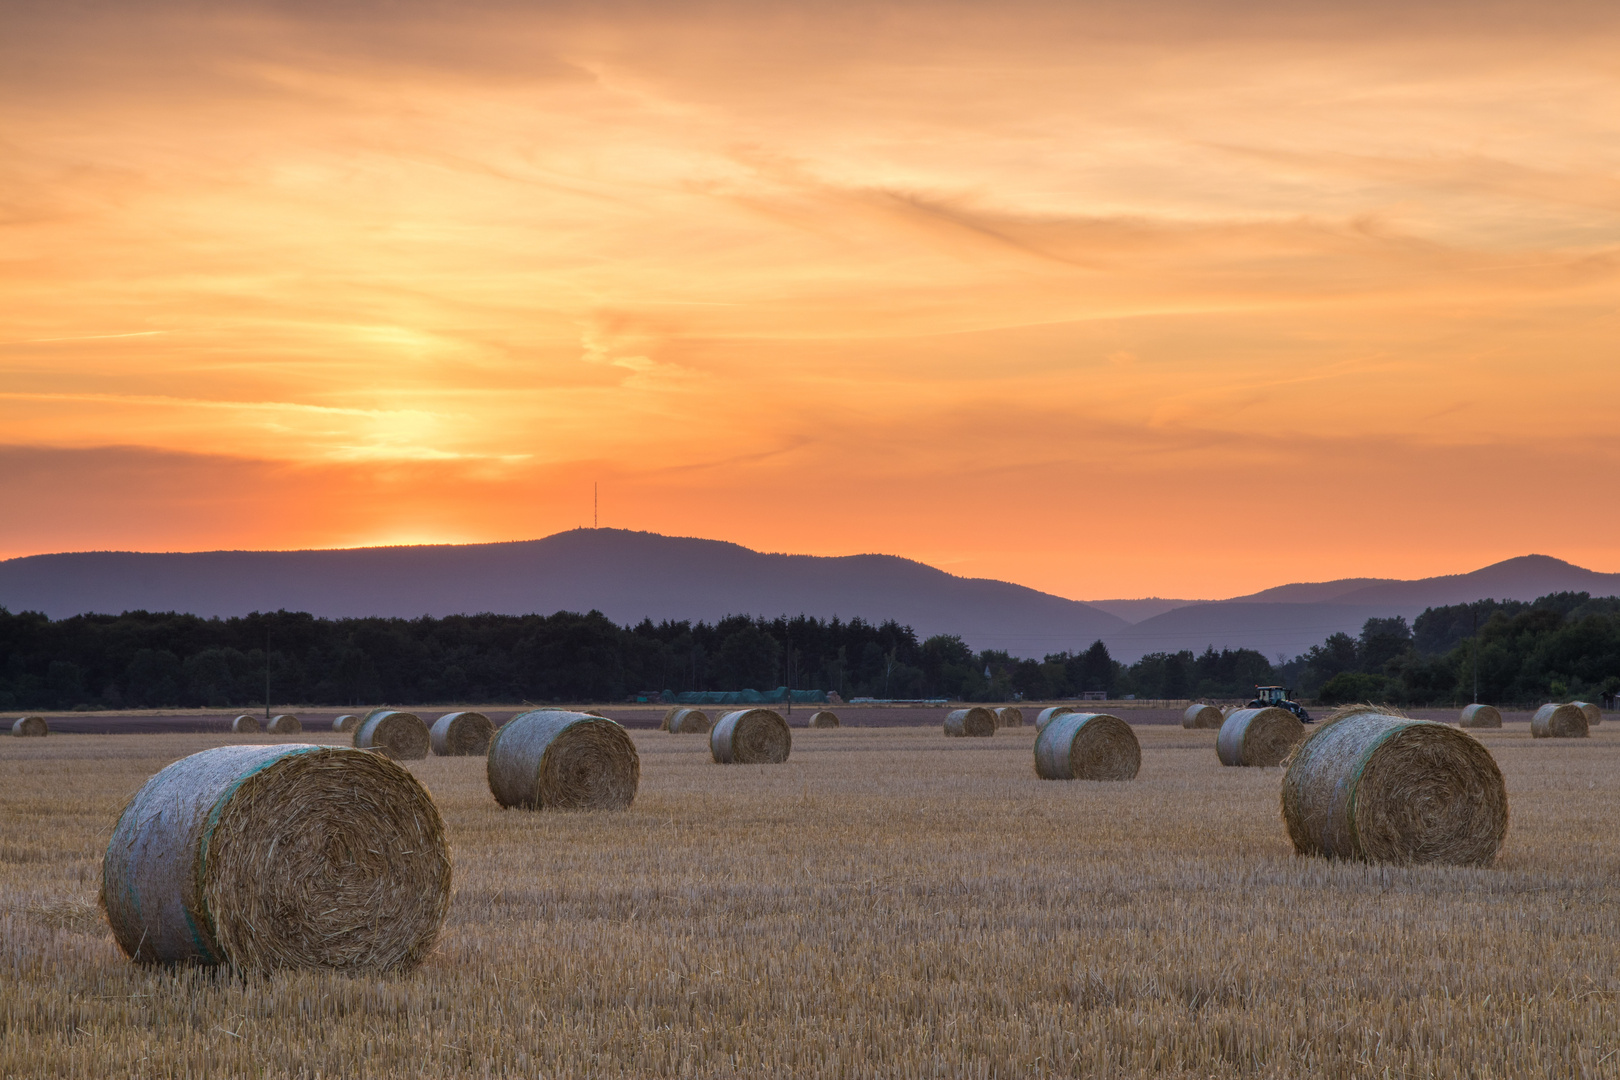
[0, 533, 1614, 662]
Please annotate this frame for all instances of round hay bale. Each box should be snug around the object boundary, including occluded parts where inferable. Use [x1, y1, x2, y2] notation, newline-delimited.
[1034, 712, 1140, 781]
[667, 708, 711, 734]
[354, 710, 430, 759]
[11, 715, 48, 737]
[1182, 703, 1223, 730]
[711, 708, 792, 764]
[944, 707, 995, 738]
[231, 714, 261, 734]
[1322, 702, 1400, 724]
[1281, 712, 1508, 865]
[994, 706, 1024, 728]
[809, 709, 840, 728]
[1217, 707, 1305, 767]
[1034, 705, 1079, 732]
[266, 713, 302, 734]
[100, 744, 451, 973]
[1571, 700, 1602, 727]
[1531, 703, 1588, 739]
[430, 711, 494, 756]
[1458, 704, 1502, 728]
[332, 714, 360, 733]
[660, 706, 680, 731]
[487, 710, 640, 809]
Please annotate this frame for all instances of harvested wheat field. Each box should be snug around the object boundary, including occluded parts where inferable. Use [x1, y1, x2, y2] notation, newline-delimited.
[3, 723, 1619, 1078]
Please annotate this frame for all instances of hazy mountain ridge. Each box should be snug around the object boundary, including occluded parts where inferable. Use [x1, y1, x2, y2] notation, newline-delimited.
[1, 534, 1614, 662]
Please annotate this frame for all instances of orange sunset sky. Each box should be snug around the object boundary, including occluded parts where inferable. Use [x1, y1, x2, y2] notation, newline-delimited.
[3, 0, 1618, 600]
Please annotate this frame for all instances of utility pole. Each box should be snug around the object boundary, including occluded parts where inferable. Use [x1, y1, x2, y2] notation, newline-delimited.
[264, 624, 272, 719]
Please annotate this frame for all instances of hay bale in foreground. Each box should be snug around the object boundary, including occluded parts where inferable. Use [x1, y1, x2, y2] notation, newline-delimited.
[1572, 701, 1602, 727]
[267, 714, 302, 734]
[231, 714, 261, 734]
[944, 707, 995, 738]
[666, 708, 711, 734]
[332, 714, 359, 733]
[1281, 712, 1507, 865]
[711, 709, 792, 763]
[1458, 704, 1502, 729]
[1182, 703, 1223, 730]
[1034, 713, 1140, 781]
[809, 709, 840, 728]
[430, 711, 494, 756]
[1217, 707, 1305, 767]
[995, 706, 1024, 728]
[354, 710, 430, 759]
[488, 710, 640, 809]
[1034, 705, 1079, 732]
[1531, 703, 1587, 739]
[11, 715, 47, 737]
[100, 744, 451, 973]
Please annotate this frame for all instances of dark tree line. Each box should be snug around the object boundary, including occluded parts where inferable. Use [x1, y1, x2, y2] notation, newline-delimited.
[0, 604, 1283, 710]
[1278, 592, 1620, 706]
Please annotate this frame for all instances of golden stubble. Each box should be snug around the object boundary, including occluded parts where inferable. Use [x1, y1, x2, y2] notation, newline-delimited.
[2, 724, 1618, 1078]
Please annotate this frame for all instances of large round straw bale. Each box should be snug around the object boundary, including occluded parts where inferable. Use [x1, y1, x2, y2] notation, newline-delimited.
[1034, 713, 1140, 781]
[1217, 707, 1305, 767]
[995, 706, 1024, 728]
[1571, 701, 1602, 727]
[354, 710, 430, 759]
[944, 707, 996, 738]
[231, 714, 261, 734]
[1531, 703, 1587, 738]
[267, 713, 302, 734]
[487, 710, 640, 809]
[660, 707, 680, 731]
[1458, 704, 1502, 728]
[809, 709, 840, 728]
[1034, 705, 1079, 732]
[711, 708, 792, 763]
[100, 744, 450, 973]
[332, 714, 359, 733]
[667, 708, 711, 734]
[12, 715, 48, 737]
[1182, 703, 1223, 729]
[1323, 703, 1397, 723]
[430, 711, 494, 756]
[1281, 712, 1508, 865]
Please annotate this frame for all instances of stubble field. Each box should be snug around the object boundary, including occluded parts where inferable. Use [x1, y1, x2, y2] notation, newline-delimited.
[2, 722, 1617, 1079]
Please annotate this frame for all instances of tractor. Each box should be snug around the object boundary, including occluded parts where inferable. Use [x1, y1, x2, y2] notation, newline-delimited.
[1247, 685, 1312, 723]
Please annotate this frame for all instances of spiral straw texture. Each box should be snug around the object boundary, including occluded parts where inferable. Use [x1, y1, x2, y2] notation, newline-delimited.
[11, 715, 47, 737]
[100, 744, 451, 973]
[809, 710, 840, 728]
[944, 707, 995, 738]
[267, 714, 302, 734]
[1034, 706, 1079, 732]
[1281, 712, 1508, 866]
[332, 714, 360, 733]
[994, 706, 1024, 728]
[1182, 703, 1223, 729]
[231, 714, 261, 734]
[667, 708, 712, 734]
[1531, 703, 1587, 738]
[430, 711, 495, 756]
[1458, 704, 1502, 728]
[1034, 712, 1140, 781]
[1217, 707, 1305, 767]
[354, 710, 431, 759]
[1571, 701, 1602, 727]
[487, 710, 640, 809]
[711, 709, 792, 763]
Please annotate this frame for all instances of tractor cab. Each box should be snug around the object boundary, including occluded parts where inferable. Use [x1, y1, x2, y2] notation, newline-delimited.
[1248, 685, 1313, 723]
